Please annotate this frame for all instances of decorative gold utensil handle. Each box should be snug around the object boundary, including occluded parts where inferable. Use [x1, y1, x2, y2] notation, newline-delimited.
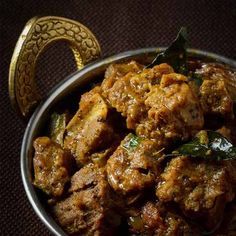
[9, 16, 101, 119]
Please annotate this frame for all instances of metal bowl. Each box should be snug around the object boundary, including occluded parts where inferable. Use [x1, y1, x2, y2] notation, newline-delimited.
[9, 16, 236, 236]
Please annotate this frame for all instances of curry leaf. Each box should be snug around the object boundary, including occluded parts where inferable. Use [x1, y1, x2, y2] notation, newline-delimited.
[146, 27, 188, 74]
[122, 134, 142, 151]
[176, 130, 236, 161]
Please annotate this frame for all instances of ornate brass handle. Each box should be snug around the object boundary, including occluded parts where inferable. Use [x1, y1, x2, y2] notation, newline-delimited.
[9, 16, 101, 119]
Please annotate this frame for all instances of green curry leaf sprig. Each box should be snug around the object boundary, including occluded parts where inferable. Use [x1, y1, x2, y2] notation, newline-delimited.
[146, 27, 188, 74]
[146, 27, 204, 86]
[175, 130, 236, 161]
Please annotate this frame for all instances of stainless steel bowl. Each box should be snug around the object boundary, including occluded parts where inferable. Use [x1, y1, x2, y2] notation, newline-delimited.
[21, 48, 236, 235]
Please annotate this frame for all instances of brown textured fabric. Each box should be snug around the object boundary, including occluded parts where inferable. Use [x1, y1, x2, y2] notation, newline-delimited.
[0, 0, 235, 235]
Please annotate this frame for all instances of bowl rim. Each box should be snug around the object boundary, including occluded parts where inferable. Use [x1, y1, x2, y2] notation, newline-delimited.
[21, 47, 236, 236]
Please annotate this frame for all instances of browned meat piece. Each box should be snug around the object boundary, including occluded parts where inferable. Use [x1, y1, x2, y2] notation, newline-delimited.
[102, 63, 174, 129]
[156, 156, 235, 231]
[196, 63, 234, 119]
[102, 61, 204, 147]
[64, 87, 123, 166]
[33, 137, 73, 197]
[195, 63, 233, 82]
[52, 163, 121, 235]
[102, 61, 235, 147]
[106, 134, 163, 195]
[128, 201, 200, 236]
[200, 79, 233, 119]
[69, 162, 107, 192]
[101, 60, 144, 98]
[137, 73, 204, 145]
[195, 63, 236, 98]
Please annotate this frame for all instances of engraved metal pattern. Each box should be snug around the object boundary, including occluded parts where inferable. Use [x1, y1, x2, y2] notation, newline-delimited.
[9, 16, 101, 118]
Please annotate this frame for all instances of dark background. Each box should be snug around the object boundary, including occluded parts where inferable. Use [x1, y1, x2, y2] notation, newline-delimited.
[0, 0, 235, 235]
